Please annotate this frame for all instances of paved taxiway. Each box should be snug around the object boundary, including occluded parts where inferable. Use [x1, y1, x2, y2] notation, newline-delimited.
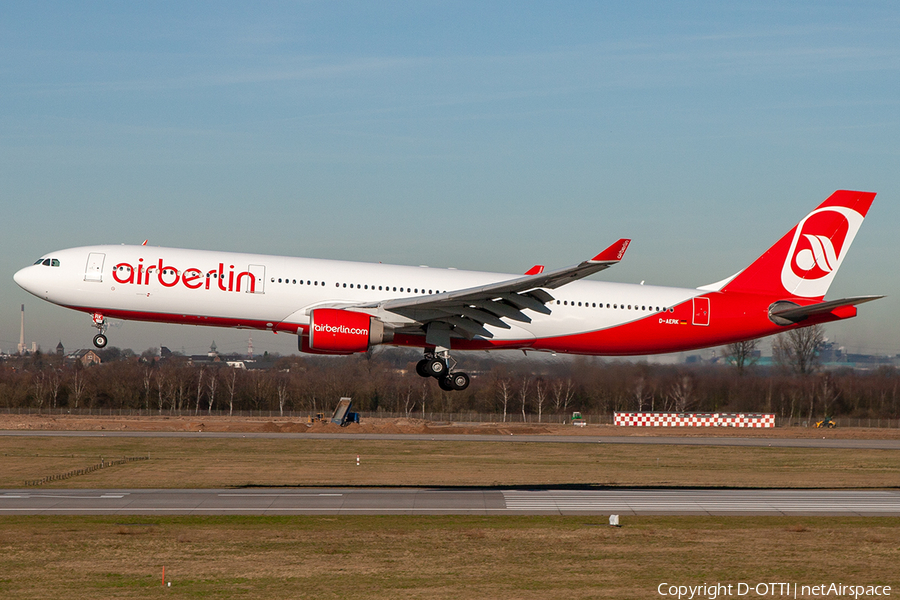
[2, 430, 898, 449]
[1, 488, 898, 516]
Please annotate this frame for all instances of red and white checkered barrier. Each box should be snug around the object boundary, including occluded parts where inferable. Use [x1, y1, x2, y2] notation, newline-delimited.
[614, 412, 775, 428]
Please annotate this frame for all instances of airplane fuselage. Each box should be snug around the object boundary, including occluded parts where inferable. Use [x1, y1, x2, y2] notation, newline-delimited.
[13, 190, 879, 390]
[14, 244, 842, 356]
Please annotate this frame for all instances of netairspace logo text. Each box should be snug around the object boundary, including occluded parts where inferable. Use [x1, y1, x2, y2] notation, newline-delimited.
[657, 582, 891, 599]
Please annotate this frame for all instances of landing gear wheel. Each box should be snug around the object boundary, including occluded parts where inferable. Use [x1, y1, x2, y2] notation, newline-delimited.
[448, 372, 470, 391]
[438, 376, 455, 391]
[93, 334, 108, 349]
[424, 358, 447, 378]
[416, 359, 431, 378]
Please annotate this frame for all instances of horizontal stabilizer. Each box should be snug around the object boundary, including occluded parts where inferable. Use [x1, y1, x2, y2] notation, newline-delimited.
[769, 295, 883, 324]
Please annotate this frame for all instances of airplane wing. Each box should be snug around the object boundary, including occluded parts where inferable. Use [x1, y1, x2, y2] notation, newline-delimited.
[355, 239, 631, 340]
[769, 295, 884, 324]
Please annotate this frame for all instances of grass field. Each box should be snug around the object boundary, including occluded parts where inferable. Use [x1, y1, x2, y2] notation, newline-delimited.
[1, 436, 898, 489]
[2, 435, 897, 598]
[0, 515, 896, 599]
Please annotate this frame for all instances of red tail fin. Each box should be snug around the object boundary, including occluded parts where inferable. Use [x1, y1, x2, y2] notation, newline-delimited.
[721, 190, 875, 300]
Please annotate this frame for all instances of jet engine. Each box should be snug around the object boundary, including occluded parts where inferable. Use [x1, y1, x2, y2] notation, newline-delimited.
[300, 308, 392, 354]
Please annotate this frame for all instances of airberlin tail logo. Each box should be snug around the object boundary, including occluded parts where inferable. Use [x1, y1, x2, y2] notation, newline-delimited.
[796, 234, 838, 274]
[780, 206, 863, 298]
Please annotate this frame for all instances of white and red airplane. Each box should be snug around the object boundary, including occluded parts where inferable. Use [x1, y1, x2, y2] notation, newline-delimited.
[14, 190, 880, 391]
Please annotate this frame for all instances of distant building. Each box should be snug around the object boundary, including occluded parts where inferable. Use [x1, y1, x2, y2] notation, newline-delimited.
[56, 341, 64, 356]
[67, 349, 101, 367]
[188, 342, 223, 366]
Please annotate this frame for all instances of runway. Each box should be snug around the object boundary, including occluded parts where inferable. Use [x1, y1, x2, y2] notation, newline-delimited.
[1, 488, 898, 516]
[1, 430, 898, 449]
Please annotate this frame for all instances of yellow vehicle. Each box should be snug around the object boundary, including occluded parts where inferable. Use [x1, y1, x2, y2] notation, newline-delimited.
[814, 417, 836, 428]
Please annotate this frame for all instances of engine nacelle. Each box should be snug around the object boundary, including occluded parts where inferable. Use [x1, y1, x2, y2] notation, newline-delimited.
[301, 308, 391, 354]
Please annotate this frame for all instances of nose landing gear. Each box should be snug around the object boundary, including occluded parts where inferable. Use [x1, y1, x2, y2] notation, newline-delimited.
[91, 313, 108, 348]
[416, 348, 470, 391]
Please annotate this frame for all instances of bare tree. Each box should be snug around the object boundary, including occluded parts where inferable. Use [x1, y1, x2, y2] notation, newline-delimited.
[819, 374, 840, 418]
[71, 364, 88, 409]
[32, 372, 46, 411]
[225, 368, 238, 416]
[534, 378, 546, 423]
[48, 368, 61, 409]
[142, 366, 153, 411]
[773, 324, 824, 375]
[194, 367, 205, 415]
[276, 375, 289, 417]
[552, 378, 574, 414]
[667, 374, 694, 413]
[206, 369, 218, 414]
[519, 375, 530, 422]
[725, 339, 759, 375]
[156, 368, 166, 414]
[632, 376, 648, 412]
[420, 381, 428, 419]
[401, 383, 415, 418]
[174, 370, 187, 412]
[496, 378, 511, 423]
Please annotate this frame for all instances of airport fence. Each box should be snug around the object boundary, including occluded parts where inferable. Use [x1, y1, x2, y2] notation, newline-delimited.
[0, 407, 898, 428]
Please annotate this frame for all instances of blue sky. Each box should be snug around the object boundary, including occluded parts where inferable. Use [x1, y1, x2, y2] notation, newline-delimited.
[1, 1, 897, 357]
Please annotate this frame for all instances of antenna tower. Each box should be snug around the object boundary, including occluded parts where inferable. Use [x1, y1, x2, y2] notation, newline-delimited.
[17, 305, 25, 355]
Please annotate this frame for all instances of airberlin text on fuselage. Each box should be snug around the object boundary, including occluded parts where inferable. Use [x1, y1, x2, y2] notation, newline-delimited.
[111, 259, 255, 293]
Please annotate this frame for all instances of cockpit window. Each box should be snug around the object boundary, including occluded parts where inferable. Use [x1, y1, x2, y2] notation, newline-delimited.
[51, 259, 60, 267]
[34, 259, 44, 265]
[42, 259, 51, 266]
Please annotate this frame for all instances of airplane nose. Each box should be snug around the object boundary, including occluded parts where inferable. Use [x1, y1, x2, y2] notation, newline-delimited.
[13, 266, 39, 294]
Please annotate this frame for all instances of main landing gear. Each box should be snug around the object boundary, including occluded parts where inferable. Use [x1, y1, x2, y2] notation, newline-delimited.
[91, 313, 108, 349]
[416, 349, 470, 391]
